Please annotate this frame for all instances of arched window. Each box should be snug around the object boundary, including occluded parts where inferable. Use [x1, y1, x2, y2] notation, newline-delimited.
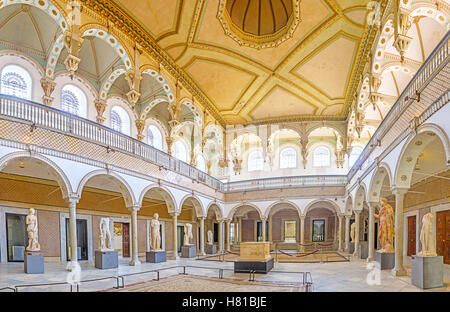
[248, 150, 264, 172]
[173, 140, 187, 162]
[349, 146, 363, 167]
[110, 106, 130, 135]
[196, 154, 206, 172]
[280, 147, 297, 169]
[313, 146, 330, 167]
[61, 85, 87, 118]
[1, 65, 32, 100]
[148, 125, 163, 150]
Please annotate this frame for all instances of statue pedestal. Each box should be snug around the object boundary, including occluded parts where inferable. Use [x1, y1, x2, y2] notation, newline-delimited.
[181, 245, 196, 258]
[206, 244, 216, 254]
[234, 242, 273, 274]
[95, 250, 118, 269]
[411, 255, 443, 289]
[146, 250, 166, 263]
[374, 251, 394, 270]
[358, 242, 368, 259]
[24, 251, 44, 274]
[348, 242, 355, 254]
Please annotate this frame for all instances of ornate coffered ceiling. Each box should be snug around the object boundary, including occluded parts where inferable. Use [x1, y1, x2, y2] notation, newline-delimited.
[110, 0, 379, 126]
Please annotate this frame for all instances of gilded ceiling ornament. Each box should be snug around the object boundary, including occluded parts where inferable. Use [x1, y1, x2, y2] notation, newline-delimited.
[415, 140, 423, 146]
[217, 0, 301, 49]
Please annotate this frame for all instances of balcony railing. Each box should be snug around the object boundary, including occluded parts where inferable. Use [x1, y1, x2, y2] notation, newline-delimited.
[0, 94, 224, 191]
[224, 175, 348, 192]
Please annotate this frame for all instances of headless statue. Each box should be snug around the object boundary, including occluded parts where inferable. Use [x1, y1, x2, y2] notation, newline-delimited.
[150, 213, 162, 251]
[184, 223, 193, 246]
[207, 230, 213, 245]
[418, 212, 437, 256]
[374, 198, 395, 253]
[26, 208, 40, 251]
[99, 218, 112, 251]
[350, 222, 356, 242]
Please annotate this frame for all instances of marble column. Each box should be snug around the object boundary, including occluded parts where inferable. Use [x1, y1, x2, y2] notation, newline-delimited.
[334, 215, 337, 243]
[226, 219, 231, 251]
[171, 212, 179, 260]
[392, 187, 408, 276]
[344, 215, 350, 252]
[268, 215, 273, 243]
[300, 215, 306, 252]
[199, 217, 206, 256]
[261, 218, 267, 242]
[238, 217, 242, 243]
[129, 205, 141, 266]
[353, 210, 361, 257]
[367, 202, 377, 262]
[338, 215, 343, 251]
[66, 195, 79, 271]
[218, 220, 224, 252]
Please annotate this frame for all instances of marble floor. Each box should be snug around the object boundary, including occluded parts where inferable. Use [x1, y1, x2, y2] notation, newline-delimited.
[0, 256, 448, 292]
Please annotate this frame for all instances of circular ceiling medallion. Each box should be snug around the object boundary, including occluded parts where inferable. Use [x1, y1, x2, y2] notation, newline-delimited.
[217, 0, 301, 49]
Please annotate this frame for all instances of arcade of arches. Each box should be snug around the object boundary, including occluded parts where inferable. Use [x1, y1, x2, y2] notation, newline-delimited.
[0, 0, 449, 292]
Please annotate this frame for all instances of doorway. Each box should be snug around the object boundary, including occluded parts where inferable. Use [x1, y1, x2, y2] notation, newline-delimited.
[113, 222, 130, 257]
[407, 216, 416, 256]
[312, 219, 325, 242]
[65, 218, 88, 261]
[436, 210, 449, 264]
[177, 225, 185, 252]
[5, 213, 27, 262]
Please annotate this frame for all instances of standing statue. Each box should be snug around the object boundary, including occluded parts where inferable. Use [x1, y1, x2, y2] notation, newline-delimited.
[26, 208, 40, 251]
[418, 212, 437, 256]
[184, 223, 193, 246]
[150, 213, 162, 251]
[207, 230, 213, 245]
[99, 218, 113, 251]
[350, 222, 356, 242]
[374, 198, 395, 253]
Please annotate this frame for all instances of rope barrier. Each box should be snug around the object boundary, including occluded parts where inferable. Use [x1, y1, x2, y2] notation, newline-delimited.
[278, 249, 319, 258]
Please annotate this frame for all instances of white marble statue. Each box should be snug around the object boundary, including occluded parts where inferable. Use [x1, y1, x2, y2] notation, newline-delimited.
[184, 223, 193, 246]
[418, 212, 437, 257]
[350, 222, 356, 242]
[26, 208, 40, 251]
[207, 230, 213, 245]
[99, 217, 113, 251]
[150, 213, 163, 251]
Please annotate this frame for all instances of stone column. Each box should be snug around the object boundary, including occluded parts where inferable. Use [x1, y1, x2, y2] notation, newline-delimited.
[66, 195, 79, 271]
[171, 212, 179, 260]
[353, 210, 361, 257]
[268, 215, 273, 243]
[344, 215, 350, 252]
[338, 215, 343, 251]
[261, 217, 267, 242]
[300, 215, 306, 252]
[238, 217, 242, 243]
[367, 202, 377, 262]
[199, 217, 206, 256]
[392, 187, 408, 276]
[128, 205, 141, 266]
[218, 220, 224, 252]
[334, 215, 337, 243]
[226, 219, 231, 251]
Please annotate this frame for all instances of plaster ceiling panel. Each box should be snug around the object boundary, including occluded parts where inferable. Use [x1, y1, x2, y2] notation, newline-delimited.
[418, 17, 447, 59]
[336, 0, 369, 10]
[250, 85, 316, 120]
[195, 0, 332, 69]
[113, 0, 180, 39]
[166, 45, 186, 60]
[0, 11, 43, 52]
[184, 57, 256, 111]
[294, 36, 357, 99]
[344, 9, 367, 26]
[78, 38, 121, 79]
[321, 104, 344, 115]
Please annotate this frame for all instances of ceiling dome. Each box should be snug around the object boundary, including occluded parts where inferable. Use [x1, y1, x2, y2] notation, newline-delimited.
[218, 0, 300, 49]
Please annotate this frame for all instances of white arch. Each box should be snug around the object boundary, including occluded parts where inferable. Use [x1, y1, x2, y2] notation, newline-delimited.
[180, 194, 205, 218]
[138, 184, 177, 214]
[206, 202, 224, 220]
[227, 203, 263, 220]
[264, 200, 302, 219]
[368, 162, 393, 203]
[303, 199, 341, 217]
[99, 66, 127, 100]
[76, 169, 136, 207]
[0, 151, 73, 198]
[354, 183, 368, 211]
[142, 68, 175, 103]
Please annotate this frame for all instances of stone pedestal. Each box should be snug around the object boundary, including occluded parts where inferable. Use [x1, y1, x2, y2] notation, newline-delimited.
[206, 244, 216, 255]
[374, 251, 394, 270]
[411, 255, 443, 289]
[181, 245, 196, 258]
[348, 242, 355, 254]
[358, 242, 368, 259]
[146, 250, 166, 263]
[234, 242, 274, 274]
[24, 251, 44, 274]
[95, 250, 118, 269]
